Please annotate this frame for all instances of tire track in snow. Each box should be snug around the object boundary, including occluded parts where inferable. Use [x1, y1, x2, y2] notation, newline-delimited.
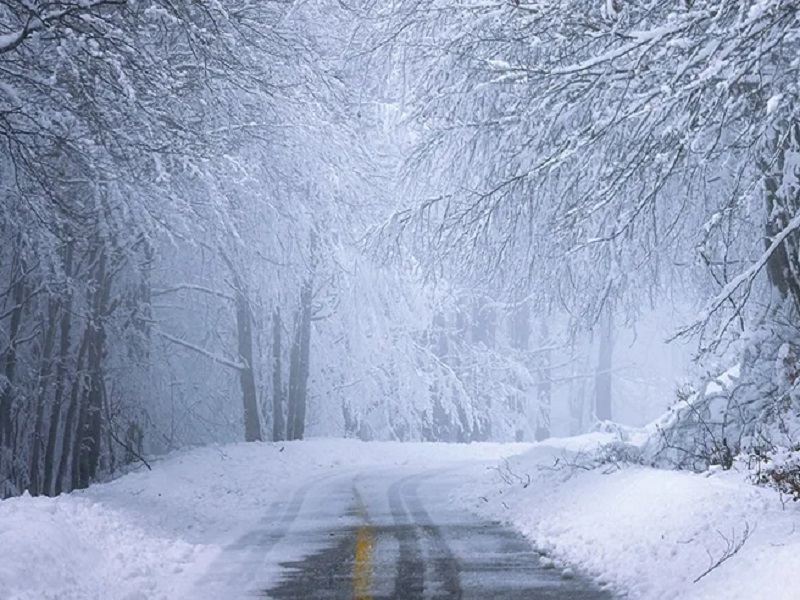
[388, 474, 426, 600]
[196, 471, 341, 597]
[388, 470, 463, 599]
[401, 472, 463, 599]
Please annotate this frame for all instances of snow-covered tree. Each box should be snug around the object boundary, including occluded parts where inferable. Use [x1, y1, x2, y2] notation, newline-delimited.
[362, 0, 800, 462]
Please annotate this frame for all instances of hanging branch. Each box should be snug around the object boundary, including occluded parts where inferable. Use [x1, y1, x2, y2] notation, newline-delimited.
[157, 331, 245, 371]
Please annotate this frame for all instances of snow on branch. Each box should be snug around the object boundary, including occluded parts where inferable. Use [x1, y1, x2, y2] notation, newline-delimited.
[0, 0, 126, 55]
[151, 284, 234, 302]
[157, 331, 245, 371]
[677, 211, 800, 340]
[550, 17, 702, 76]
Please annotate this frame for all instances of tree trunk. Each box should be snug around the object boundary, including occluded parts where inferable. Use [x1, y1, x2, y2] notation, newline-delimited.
[287, 279, 312, 441]
[44, 241, 74, 496]
[763, 121, 800, 311]
[535, 320, 551, 441]
[219, 250, 262, 443]
[508, 300, 530, 439]
[74, 376, 89, 490]
[509, 300, 530, 351]
[1, 247, 25, 474]
[1, 246, 26, 497]
[76, 320, 106, 490]
[57, 326, 88, 495]
[471, 298, 496, 348]
[432, 312, 449, 359]
[568, 337, 587, 435]
[234, 280, 261, 442]
[27, 298, 58, 495]
[595, 311, 614, 422]
[272, 308, 285, 442]
[77, 247, 113, 488]
[286, 315, 299, 442]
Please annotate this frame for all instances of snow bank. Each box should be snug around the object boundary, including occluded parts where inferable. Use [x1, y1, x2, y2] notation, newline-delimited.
[15, 433, 794, 600]
[461, 435, 800, 600]
[0, 492, 199, 600]
[0, 439, 525, 599]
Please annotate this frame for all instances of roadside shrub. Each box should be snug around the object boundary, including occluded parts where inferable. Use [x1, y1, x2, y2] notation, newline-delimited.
[752, 446, 800, 501]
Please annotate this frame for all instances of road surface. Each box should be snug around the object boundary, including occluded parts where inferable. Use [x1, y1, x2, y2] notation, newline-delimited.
[197, 465, 613, 599]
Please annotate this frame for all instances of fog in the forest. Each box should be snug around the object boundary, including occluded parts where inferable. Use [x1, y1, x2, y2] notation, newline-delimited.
[2, 0, 800, 502]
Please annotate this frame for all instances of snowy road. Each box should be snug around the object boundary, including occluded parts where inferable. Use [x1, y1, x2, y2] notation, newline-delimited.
[4, 439, 799, 600]
[197, 464, 612, 599]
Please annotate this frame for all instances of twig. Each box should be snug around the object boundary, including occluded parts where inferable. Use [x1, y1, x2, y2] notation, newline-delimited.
[693, 522, 752, 583]
[108, 428, 152, 471]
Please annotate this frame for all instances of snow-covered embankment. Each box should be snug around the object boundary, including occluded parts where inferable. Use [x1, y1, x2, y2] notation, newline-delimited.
[458, 434, 800, 600]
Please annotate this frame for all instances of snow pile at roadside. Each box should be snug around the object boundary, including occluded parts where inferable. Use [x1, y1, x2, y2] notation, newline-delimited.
[460, 435, 800, 600]
[0, 493, 199, 600]
[0, 439, 525, 600]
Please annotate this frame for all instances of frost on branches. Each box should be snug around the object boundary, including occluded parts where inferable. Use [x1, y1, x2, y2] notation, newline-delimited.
[369, 0, 800, 484]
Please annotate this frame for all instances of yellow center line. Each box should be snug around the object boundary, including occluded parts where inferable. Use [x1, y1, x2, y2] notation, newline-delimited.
[354, 524, 373, 599]
[352, 487, 374, 600]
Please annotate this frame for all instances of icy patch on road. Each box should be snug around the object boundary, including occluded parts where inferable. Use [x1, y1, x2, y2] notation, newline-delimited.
[459, 435, 800, 600]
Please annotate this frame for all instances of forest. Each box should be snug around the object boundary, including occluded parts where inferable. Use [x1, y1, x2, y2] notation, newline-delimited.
[1, 0, 799, 500]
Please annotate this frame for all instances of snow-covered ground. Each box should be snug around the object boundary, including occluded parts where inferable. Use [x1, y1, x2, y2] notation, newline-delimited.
[459, 433, 800, 600]
[0, 439, 524, 600]
[2, 435, 799, 599]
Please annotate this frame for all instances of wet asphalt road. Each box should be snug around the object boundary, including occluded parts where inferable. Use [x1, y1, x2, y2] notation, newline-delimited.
[199, 466, 614, 599]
